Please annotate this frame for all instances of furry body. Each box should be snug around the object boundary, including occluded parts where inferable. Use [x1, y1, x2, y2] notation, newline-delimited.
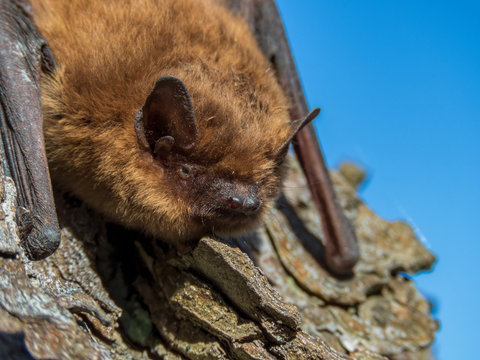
[31, 0, 297, 243]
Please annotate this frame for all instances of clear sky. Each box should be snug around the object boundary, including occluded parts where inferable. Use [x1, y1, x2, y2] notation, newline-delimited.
[276, 1, 480, 359]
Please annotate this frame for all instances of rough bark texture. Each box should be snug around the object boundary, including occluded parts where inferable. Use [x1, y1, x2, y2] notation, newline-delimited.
[0, 156, 437, 360]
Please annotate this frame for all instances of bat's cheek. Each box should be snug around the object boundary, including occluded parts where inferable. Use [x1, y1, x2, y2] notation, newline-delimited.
[145, 214, 206, 245]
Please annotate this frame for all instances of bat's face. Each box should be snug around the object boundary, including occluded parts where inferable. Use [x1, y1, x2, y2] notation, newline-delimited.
[159, 155, 272, 235]
[43, 71, 315, 246]
[133, 75, 298, 240]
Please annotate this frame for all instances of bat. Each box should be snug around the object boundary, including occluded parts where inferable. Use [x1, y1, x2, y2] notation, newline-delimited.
[0, 0, 358, 275]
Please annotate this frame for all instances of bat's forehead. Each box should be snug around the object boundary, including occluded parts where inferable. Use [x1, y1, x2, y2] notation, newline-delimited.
[190, 78, 290, 149]
[194, 106, 288, 160]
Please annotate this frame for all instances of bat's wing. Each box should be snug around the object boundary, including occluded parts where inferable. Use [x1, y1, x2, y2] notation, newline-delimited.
[224, 0, 359, 275]
[0, 0, 60, 259]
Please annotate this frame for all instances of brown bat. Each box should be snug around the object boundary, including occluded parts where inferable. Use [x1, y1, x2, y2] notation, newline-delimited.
[0, 0, 358, 275]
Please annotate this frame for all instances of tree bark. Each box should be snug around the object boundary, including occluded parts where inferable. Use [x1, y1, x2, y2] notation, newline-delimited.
[0, 156, 437, 359]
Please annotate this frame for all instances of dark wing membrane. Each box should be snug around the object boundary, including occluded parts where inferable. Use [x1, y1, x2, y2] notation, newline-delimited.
[223, 0, 359, 275]
[0, 0, 60, 259]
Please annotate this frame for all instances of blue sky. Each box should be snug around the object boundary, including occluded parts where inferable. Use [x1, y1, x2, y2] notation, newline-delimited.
[276, 1, 480, 359]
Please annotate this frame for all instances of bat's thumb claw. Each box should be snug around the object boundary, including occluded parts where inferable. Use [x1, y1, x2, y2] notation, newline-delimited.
[325, 238, 360, 277]
[24, 225, 61, 260]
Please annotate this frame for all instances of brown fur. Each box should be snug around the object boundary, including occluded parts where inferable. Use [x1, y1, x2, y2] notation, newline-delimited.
[31, 0, 295, 243]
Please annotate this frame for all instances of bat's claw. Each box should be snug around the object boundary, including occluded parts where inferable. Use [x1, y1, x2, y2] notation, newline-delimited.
[24, 224, 61, 261]
[325, 240, 359, 277]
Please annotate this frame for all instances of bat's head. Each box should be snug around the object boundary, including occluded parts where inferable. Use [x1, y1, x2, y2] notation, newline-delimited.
[133, 75, 319, 242]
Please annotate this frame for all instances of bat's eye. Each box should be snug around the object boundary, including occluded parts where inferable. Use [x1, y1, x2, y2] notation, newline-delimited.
[179, 164, 192, 178]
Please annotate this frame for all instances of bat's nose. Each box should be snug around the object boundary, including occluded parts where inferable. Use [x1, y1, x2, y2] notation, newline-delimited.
[227, 194, 261, 215]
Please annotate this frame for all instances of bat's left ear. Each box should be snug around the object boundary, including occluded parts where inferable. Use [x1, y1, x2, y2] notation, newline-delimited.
[275, 107, 320, 161]
[135, 75, 198, 157]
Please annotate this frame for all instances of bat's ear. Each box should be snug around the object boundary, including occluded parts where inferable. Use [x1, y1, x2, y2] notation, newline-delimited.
[135, 75, 198, 157]
[275, 108, 320, 162]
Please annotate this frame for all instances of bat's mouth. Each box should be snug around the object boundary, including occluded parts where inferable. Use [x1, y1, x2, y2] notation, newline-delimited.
[191, 181, 265, 235]
[194, 205, 265, 235]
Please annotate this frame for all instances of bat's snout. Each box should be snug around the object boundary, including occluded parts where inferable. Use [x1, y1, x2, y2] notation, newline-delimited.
[205, 180, 262, 218]
[227, 194, 261, 215]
